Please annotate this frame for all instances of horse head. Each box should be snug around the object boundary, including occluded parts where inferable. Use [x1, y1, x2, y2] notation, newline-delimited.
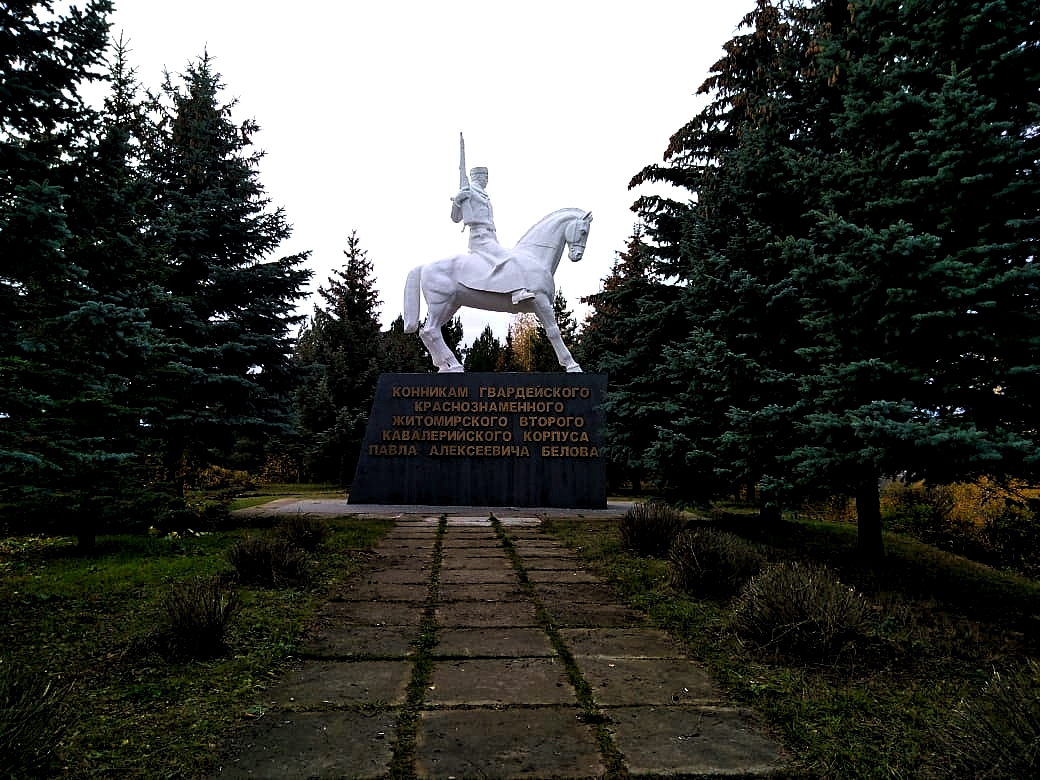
[565, 211, 593, 262]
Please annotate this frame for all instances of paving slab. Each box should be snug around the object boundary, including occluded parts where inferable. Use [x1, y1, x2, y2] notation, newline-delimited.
[359, 569, 431, 585]
[427, 658, 575, 705]
[269, 660, 411, 708]
[436, 582, 527, 602]
[509, 538, 567, 548]
[439, 553, 511, 570]
[435, 627, 556, 658]
[559, 627, 685, 658]
[545, 601, 646, 628]
[300, 624, 415, 659]
[215, 709, 397, 779]
[416, 708, 604, 779]
[341, 582, 429, 601]
[439, 539, 502, 550]
[578, 658, 718, 706]
[436, 600, 538, 627]
[440, 568, 520, 585]
[609, 705, 785, 776]
[317, 600, 422, 626]
[438, 547, 506, 559]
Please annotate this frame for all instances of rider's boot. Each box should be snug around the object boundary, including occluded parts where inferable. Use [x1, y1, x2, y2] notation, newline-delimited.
[511, 288, 535, 303]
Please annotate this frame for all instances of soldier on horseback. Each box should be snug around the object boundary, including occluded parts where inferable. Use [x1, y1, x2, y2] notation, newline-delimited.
[450, 137, 535, 303]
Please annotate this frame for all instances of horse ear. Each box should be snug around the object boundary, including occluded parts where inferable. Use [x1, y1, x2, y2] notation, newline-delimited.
[584, 211, 593, 222]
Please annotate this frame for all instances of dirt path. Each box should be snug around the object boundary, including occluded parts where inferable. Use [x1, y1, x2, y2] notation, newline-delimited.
[212, 514, 786, 778]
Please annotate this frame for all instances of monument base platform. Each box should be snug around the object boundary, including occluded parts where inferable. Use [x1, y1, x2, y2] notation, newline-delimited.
[349, 373, 607, 508]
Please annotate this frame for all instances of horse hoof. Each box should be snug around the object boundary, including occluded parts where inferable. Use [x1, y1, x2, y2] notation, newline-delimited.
[440, 365, 465, 374]
[565, 364, 583, 373]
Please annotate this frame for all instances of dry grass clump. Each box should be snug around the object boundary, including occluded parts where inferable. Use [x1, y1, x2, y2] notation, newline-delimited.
[0, 662, 73, 778]
[929, 661, 1040, 779]
[619, 501, 686, 558]
[274, 513, 329, 553]
[669, 527, 766, 597]
[731, 561, 868, 659]
[226, 534, 309, 587]
[154, 576, 241, 660]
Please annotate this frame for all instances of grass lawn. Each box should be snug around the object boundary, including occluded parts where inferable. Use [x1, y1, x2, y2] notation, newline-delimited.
[543, 513, 1040, 779]
[0, 514, 390, 778]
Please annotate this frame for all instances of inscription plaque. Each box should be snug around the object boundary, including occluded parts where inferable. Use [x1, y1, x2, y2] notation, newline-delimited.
[349, 373, 607, 508]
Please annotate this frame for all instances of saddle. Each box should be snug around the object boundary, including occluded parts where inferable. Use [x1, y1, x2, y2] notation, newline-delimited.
[459, 254, 530, 296]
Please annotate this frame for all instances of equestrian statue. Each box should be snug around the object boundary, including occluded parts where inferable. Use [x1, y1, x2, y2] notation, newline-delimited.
[403, 133, 592, 372]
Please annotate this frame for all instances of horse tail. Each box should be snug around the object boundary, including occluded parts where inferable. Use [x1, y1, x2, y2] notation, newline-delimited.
[403, 265, 422, 333]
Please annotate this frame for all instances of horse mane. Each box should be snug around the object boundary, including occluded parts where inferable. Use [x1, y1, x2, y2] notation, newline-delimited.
[515, 208, 584, 247]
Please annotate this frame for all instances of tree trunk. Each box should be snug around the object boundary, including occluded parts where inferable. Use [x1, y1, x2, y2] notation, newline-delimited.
[855, 477, 885, 560]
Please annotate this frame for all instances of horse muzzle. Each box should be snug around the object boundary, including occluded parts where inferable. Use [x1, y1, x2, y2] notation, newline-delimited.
[569, 247, 585, 261]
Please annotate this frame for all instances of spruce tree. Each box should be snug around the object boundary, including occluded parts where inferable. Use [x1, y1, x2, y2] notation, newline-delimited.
[0, 0, 126, 538]
[295, 231, 383, 483]
[784, 0, 1040, 555]
[580, 228, 679, 492]
[141, 53, 311, 496]
[463, 325, 503, 372]
[622, 0, 1040, 556]
[383, 315, 432, 373]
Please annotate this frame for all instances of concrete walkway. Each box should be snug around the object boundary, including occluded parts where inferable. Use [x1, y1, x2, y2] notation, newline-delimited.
[213, 510, 786, 778]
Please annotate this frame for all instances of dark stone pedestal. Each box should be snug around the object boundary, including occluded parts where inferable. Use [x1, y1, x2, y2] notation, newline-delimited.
[349, 373, 607, 508]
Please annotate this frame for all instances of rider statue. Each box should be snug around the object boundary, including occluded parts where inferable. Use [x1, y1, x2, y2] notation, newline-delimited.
[450, 146, 535, 303]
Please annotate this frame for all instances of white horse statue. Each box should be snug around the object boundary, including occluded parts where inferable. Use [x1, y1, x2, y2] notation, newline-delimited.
[403, 207, 593, 373]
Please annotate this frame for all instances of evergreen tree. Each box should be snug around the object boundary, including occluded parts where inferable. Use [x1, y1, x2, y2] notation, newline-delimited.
[295, 231, 383, 483]
[141, 53, 311, 496]
[783, 0, 1040, 555]
[0, 0, 128, 539]
[55, 36, 165, 542]
[621, 0, 1040, 556]
[383, 315, 431, 373]
[463, 325, 502, 372]
[580, 227, 680, 493]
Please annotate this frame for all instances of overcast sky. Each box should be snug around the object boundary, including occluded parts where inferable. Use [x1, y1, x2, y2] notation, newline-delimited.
[101, 1, 742, 341]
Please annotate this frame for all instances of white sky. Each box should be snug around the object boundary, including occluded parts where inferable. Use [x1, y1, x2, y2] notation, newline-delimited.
[101, 1, 741, 341]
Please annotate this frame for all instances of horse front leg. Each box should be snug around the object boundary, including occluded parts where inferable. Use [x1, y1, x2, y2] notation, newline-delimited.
[420, 303, 464, 373]
[532, 296, 582, 373]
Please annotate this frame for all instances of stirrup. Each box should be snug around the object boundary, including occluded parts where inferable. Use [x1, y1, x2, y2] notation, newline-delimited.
[511, 288, 535, 304]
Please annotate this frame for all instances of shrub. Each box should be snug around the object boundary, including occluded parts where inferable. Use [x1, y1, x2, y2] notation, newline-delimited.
[730, 561, 868, 659]
[0, 662, 73, 777]
[669, 528, 766, 598]
[274, 514, 329, 553]
[226, 535, 310, 587]
[983, 504, 1040, 576]
[619, 501, 686, 557]
[931, 661, 1040, 779]
[154, 577, 241, 661]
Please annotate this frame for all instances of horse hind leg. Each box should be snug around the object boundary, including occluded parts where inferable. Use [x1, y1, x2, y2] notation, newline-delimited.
[420, 303, 464, 373]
